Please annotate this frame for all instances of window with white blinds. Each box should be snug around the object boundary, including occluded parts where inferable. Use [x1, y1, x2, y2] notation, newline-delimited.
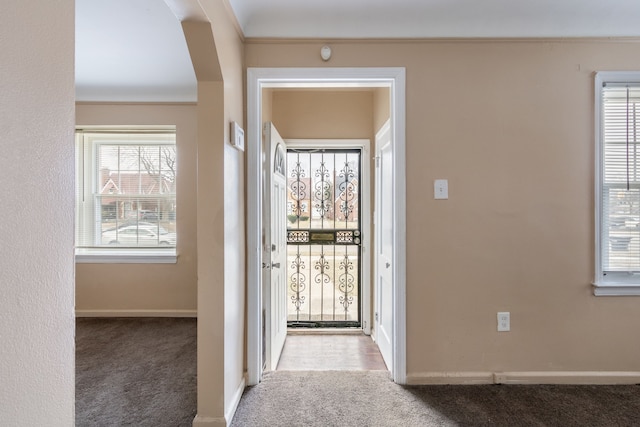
[75, 129, 177, 262]
[595, 72, 640, 294]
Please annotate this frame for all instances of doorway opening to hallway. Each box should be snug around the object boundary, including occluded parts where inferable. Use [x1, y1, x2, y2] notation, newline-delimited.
[247, 67, 407, 385]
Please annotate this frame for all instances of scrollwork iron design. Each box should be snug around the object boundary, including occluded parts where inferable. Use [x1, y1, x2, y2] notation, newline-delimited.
[289, 252, 306, 316]
[287, 230, 309, 243]
[285, 149, 361, 326]
[314, 162, 332, 218]
[338, 161, 356, 220]
[314, 253, 331, 285]
[336, 231, 354, 243]
[289, 160, 306, 218]
[338, 252, 355, 316]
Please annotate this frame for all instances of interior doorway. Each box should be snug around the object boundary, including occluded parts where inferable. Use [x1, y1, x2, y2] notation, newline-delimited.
[263, 128, 374, 372]
[247, 67, 407, 385]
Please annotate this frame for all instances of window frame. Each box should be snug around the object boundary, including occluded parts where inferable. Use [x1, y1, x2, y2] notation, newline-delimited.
[75, 128, 177, 264]
[594, 71, 640, 295]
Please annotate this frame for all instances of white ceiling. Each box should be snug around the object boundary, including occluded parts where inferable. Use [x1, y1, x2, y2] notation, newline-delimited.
[229, 0, 640, 39]
[76, 0, 640, 102]
[76, 0, 196, 102]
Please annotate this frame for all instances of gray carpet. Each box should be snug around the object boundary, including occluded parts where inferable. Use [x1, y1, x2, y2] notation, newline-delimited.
[231, 370, 640, 427]
[75, 318, 196, 427]
[76, 320, 640, 427]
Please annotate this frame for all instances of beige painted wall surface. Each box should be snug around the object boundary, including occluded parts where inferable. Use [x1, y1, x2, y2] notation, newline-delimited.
[75, 104, 198, 313]
[180, 19, 227, 425]
[246, 40, 640, 376]
[0, 1, 75, 424]
[210, 6, 247, 419]
[271, 90, 374, 140]
[192, 0, 247, 423]
[373, 87, 391, 132]
[262, 88, 274, 123]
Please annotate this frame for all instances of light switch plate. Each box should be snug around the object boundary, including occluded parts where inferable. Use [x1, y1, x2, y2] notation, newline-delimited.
[230, 121, 244, 151]
[434, 179, 448, 199]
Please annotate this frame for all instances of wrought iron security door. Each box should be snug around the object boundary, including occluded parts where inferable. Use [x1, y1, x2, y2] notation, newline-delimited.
[286, 148, 361, 327]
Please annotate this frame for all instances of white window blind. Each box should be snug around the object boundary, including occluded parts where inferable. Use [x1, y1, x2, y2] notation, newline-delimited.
[595, 72, 640, 292]
[75, 130, 177, 258]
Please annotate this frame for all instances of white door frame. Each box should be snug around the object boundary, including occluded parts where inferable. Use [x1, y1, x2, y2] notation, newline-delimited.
[247, 67, 406, 385]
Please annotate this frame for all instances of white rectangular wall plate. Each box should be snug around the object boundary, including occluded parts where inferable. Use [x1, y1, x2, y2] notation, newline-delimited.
[497, 311, 510, 332]
[434, 179, 448, 199]
[230, 121, 245, 151]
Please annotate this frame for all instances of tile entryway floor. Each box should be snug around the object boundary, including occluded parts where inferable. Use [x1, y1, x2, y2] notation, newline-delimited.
[276, 333, 388, 371]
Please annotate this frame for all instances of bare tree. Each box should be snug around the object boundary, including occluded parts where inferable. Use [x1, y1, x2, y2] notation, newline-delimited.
[139, 145, 177, 193]
[137, 145, 177, 221]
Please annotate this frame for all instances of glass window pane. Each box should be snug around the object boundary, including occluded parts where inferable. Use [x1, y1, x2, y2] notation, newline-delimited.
[76, 131, 177, 250]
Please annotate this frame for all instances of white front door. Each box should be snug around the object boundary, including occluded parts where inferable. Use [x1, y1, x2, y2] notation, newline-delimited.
[263, 122, 288, 370]
[375, 119, 393, 369]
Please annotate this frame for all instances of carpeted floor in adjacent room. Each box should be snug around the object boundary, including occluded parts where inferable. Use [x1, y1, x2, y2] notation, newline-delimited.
[75, 317, 196, 427]
[77, 320, 640, 427]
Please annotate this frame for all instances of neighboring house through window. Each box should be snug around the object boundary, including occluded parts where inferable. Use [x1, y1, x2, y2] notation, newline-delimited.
[595, 72, 640, 295]
[75, 129, 177, 263]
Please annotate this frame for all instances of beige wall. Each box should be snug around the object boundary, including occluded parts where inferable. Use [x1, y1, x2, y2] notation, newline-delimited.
[246, 39, 640, 380]
[373, 87, 390, 132]
[75, 103, 198, 314]
[262, 88, 274, 123]
[0, 1, 75, 424]
[271, 89, 374, 140]
[209, 1, 247, 419]
[182, 1, 246, 424]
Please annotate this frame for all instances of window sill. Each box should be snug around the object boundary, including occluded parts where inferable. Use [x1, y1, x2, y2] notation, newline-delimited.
[75, 248, 177, 264]
[592, 282, 640, 296]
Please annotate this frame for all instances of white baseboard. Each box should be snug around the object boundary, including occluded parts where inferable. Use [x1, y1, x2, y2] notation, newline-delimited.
[494, 371, 640, 385]
[407, 371, 640, 385]
[192, 415, 227, 427]
[407, 372, 494, 385]
[75, 309, 197, 318]
[191, 378, 246, 427]
[225, 376, 247, 425]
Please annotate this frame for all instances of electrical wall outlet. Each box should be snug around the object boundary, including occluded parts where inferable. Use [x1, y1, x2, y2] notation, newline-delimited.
[497, 312, 510, 332]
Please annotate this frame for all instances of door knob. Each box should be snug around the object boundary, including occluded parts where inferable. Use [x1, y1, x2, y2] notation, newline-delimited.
[272, 262, 281, 269]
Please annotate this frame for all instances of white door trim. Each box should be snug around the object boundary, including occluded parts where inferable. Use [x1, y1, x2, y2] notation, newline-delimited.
[286, 139, 372, 336]
[247, 67, 407, 385]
